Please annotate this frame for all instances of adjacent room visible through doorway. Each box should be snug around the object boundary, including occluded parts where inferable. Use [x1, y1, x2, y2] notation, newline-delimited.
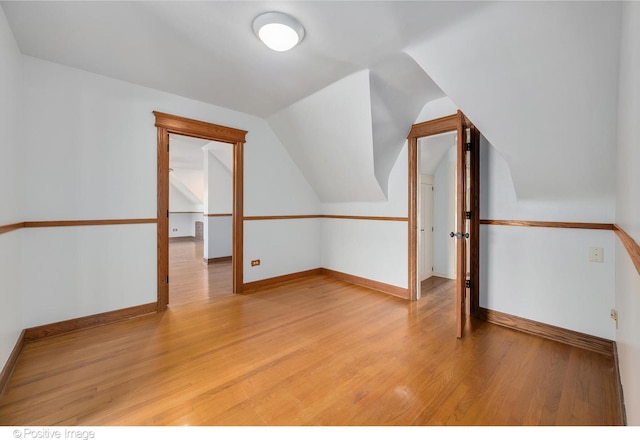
[168, 134, 234, 307]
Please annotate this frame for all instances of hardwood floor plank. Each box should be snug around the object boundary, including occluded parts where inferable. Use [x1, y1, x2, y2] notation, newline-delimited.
[0, 243, 622, 426]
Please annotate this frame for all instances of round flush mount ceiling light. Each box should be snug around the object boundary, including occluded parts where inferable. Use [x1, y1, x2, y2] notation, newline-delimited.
[253, 11, 305, 52]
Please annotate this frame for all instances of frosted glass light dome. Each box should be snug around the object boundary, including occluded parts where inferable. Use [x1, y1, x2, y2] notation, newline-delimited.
[253, 12, 305, 52]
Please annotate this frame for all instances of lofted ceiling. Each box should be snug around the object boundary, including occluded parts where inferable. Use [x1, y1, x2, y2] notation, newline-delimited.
[1, 1, 624, 208]
[0, 0, 480, 118]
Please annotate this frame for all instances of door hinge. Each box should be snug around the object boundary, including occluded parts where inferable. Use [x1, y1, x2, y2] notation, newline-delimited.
[465, 279, 471, 289]
[167, 143, 170, 152]
[166, 275, 169, 284]
[166, 210, 169, 218]
[466, 211, 472, 220]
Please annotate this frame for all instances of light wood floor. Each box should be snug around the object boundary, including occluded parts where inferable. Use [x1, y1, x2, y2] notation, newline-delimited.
[0, 240, 622, 425]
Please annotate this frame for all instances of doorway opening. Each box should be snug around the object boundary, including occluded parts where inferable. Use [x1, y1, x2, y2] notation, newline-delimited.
[168, 134, 234, 307]
[154, 112, 247, 312]
[408, 111, 480, 338]
[417, 132, 457, 301]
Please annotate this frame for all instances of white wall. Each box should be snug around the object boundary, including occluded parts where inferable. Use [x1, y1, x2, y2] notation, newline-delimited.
[245, 219, 321, 283]
[479, 139, 616, 340]
[169, 213, 201, 239]
[204, 216, 232, 260]
[12, 55, 321, 335]
[21, 225, 157, 327]
[268, 70, 385, 203]
[204, 151, 232, 214]
[0, 7, 23, 370]
[203, 152, 232, 259]
[320, 144, 408, 289]
[615, 0, 640, 425]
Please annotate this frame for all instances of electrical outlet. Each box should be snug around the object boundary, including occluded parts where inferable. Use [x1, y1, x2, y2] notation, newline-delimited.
[251, 259, 260, 267]
[610, 309, 618, 329]
[589, 247, 604, 263]
[172, 228, 178, 232]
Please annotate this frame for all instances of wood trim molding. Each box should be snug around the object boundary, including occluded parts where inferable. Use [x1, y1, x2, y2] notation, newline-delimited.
[205, 256, 232, 264]
[154, 111, 247, 143]
[0, 330, 26, 398]
[477, 307, 614, 356]
[480, 219, 614, 230]
[613, 342, 628, 426]
[206, 213, 233, 217]
[244, 215, 319, 221]
[1, 219, 156, 233]
[243, 268, 323, 291]
[321, 268, 409, 299]
[614, 224, 640, 276]
[0, 222, 25, 235]
[321, 215, 408, 222]
[155, 111, 246, 307]
[23, 219, 157, 228]
[243, 215, 408, 221]
[408, 114, 458, 139]
[24, 302, 158, 342]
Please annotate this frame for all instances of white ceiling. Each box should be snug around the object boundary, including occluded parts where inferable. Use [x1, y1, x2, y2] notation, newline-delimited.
[0, 0, 480, 117]
[1, 1, 624, 207]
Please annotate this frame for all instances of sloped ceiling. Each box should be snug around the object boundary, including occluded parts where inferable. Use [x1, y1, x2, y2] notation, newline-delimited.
[1, 1, 624, 205]
[406, 1, 622, 203]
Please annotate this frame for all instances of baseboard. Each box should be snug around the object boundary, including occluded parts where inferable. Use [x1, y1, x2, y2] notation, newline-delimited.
[613, 342, 628, 425]
[243, 268, 323, 291]
[204, 256, 232, 264]
[431, 272, 455, 280]
[477, 307, 614, 356]
[321, 268, 409, 299]
[24, 302, 158, 342]
[0, 330, 26, 398]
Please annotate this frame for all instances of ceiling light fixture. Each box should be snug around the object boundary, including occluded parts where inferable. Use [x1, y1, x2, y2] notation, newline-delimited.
[252, 11, 305, 52]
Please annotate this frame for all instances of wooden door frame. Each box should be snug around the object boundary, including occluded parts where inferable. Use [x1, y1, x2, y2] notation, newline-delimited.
[407, 111, 479, 318]
[154, 111, 247, 312]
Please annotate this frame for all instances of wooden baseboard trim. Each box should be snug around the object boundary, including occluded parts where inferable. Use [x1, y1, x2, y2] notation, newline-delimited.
[24, 302, 158, 342]
[321, 268, 409, 299]
[205, 256, 232, 264]
[613, 341, 627, 425]
[243, 268, 323, 291]
[477, 307, 613, 356]
[0, 330, 26, 398]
